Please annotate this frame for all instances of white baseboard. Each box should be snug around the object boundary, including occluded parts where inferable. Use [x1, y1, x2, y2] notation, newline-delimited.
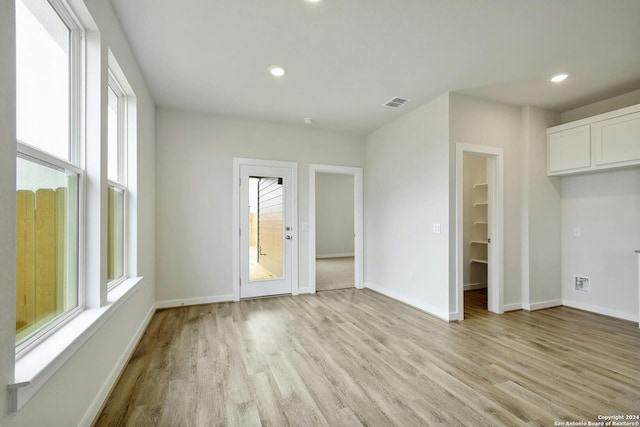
[80, 303, 156, 426]
[526, 299, 562, 311]
[316, 252, 354, 259]
[503, 302, 522, 312]
[464, 283, 487, 291]
[155, 294, 234, 309]
[363, 282, 450, 321]
[449, 311, 463, 321]
[296, 287, 314, 295]
[562, 299, 638, 323]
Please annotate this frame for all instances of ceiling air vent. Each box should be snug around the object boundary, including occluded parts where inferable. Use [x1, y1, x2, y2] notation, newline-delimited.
[383, 97, 411, 108]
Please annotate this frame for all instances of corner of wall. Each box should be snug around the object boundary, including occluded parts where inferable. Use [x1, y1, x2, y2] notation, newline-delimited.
[521, 107, 561, 307]
[0, 0, 17, 422]
[365, 94, 451, 318]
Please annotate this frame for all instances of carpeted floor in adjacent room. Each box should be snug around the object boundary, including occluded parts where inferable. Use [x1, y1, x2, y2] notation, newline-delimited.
[316, 256, 355, 291]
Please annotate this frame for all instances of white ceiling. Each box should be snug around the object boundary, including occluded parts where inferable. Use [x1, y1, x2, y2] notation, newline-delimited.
[109, 0, 640, 135]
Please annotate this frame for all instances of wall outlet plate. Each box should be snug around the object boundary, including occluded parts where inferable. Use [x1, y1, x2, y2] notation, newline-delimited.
[574, 275, 590, 293]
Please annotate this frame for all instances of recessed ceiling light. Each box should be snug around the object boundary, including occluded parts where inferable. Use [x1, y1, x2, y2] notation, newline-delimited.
[549, 73, 569, 83]
[269, 65, 287, 77]
[304, 0, 322, 3]
[304, 118, 314, 124]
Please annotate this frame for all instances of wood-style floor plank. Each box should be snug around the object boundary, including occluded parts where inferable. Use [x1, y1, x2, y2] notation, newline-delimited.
[94, 289, 640, 426]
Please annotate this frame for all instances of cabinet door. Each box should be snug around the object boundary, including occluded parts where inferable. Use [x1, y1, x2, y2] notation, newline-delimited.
[547, 125, 591, 175]
[592, 112, 640, 168]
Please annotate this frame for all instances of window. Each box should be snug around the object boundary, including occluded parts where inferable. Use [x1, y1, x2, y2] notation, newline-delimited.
[16, 0, 71, 161]
[15, 156, 80, 345]
[107, 71, 127, 287]
[15, 0, 84, 350]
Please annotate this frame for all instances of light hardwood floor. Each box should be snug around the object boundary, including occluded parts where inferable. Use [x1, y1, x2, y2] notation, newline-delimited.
[94, 289, 640, 426]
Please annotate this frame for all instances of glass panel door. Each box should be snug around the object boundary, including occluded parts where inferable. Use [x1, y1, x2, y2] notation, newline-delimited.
[240, 165, 293, 298]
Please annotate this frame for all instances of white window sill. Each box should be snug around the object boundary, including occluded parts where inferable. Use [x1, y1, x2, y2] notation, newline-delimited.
[8, 276, 143, 413]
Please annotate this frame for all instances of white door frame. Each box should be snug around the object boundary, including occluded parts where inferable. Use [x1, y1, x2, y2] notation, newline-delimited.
[232, 158, 298, 301]
[309, 164, 364, 293]
[454, 143, 504, 319]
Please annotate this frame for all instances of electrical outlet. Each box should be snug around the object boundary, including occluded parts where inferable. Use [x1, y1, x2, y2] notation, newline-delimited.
[572, 227, 581, 237]
[432, 223, 441, 234]
[574, 276, 590, 293]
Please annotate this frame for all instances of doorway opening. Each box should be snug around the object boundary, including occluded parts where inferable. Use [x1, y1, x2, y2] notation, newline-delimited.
[315, 173, 355, 291]
[463, 154, 489, 314]
[309, 165, 363, 293]
[455, 144, 504, 320]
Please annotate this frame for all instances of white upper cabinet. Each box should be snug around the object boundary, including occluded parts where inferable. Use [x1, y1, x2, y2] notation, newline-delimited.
[548, 125, 591, 174]
[547, 104, 640, 176]
[592, 111, 640, 168]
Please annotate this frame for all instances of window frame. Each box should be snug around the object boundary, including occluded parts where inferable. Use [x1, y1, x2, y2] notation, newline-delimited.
[107, 69, 127, 185]
[106, 181, 127, 289]
[14, 0, 86, 358]
[14, 148, 86, 358]
[106, 68, 129, 290]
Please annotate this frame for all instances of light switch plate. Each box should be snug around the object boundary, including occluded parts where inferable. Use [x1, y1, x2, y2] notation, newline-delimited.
[432, 224, 441, 234]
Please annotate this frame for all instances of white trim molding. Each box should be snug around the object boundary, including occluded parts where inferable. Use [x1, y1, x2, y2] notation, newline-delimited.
[365, 283, 450, 322]
[463, 283, 487, 291]
[155, 295, 234, 309]
[316, 252, 355, 259]
[80, 303, 155, 426]
[454, 143, 505, 320]
[562, 299, 638, 323]
[9, 277, 143, 412]
[309, 164, 364, 294]
[502, 303, 523, 312]
[525, 299, 562, 311]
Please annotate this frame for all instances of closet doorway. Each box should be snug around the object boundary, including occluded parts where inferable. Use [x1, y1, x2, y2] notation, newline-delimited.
[455, 144, 504, 320]
[463, 154, 489, 313]
[309, 165, 363, 293]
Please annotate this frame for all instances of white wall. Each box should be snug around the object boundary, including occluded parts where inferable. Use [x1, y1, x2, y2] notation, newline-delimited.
[365, 93, 451, 320]
[449, 93, 523, 311]
[520, 107, 562, 309]
[1, 0, 156, 424]
[1, 0, 17, 421]
[561, 168, 640, 322]
[560, 89, 640, 123]
[155, 108, 365, 303]
[92, 0, 157, 295]
[463, 154, 487, 287]
[315, 173, 354, 257]
[557, 90, 640, 321]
